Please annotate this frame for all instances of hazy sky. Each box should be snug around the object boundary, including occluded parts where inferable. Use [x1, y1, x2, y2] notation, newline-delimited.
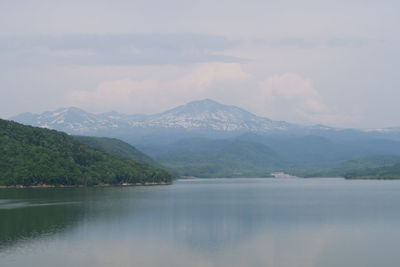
[1, 0, 399, 128]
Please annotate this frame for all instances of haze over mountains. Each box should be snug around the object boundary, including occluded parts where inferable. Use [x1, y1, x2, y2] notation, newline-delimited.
[11, 99, 298, 134]
[11, 99, 400, 140]
[10, 99, 400, 177]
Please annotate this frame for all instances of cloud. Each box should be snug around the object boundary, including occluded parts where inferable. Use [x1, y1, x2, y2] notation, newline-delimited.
[254, 38, 376, 49]
[1, 0, 399, 128]
[67, 63, 251, 113]
[0, 34, 242, 68]
[257, 74, 340, 124]
[67, 66, 358, 126]
[260, 74, 328, 111]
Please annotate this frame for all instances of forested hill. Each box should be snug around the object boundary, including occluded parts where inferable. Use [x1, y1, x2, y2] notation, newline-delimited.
[345, 163, 400, 179]
[74, 136, 159, 166]
[139, 138, 282, 178]
[0, 119, 172, 186]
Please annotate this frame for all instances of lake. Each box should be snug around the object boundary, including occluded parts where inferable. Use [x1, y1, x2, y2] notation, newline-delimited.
[1, 178, 400, 267]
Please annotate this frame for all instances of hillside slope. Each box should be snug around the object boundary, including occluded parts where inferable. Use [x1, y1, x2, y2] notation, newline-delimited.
[0, 119, 171, 186]
[139, 138, 284, 177]
[287, 155, 400, 178]
[74, 136, 159, 166]
[344, 161, 400, 179]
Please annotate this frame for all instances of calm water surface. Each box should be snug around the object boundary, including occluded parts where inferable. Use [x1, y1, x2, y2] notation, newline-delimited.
[1, 178, 400, 267]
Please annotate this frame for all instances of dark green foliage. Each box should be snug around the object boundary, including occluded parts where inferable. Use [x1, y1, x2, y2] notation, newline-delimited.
[344, 162, 400, 179]
[140, 138, 280, 177]
[285, 168, 342, 178]
[286, 155, 400, 178]
[74, 136, 159, 166]
[139, 134, 391, 178]
[74, 136, 179, 178]
[0, 119, 171, 186]
[237, 134, 375, 168]
[337, 155, 400, 170]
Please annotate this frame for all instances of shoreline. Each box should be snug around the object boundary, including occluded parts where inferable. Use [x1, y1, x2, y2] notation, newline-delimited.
[0, 181, 172, 189]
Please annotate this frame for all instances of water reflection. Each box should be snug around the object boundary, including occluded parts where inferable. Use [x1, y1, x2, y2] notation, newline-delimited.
[1, 179, 400, 267]
[0, 192, 83, 250]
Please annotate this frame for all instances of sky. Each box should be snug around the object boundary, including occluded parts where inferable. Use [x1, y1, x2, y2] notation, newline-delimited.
[1, 0, 399, 128]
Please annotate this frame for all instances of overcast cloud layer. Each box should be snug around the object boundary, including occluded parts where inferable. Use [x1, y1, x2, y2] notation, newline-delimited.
[1, 0, 399, 128]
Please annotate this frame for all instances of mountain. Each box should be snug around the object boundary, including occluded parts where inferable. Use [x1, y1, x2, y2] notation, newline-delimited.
[344, 161, 400, 180]
[10, 99, 304, 137]
[13, 99, 400, 144]
[139, 99, 296, 131]
[12, 99, 400, 144]
[236, 133, 376, 168]
[0, 119, 171, 186]
[73, 136, 160, 167]
[10, 99, 400, 178]
[338, 155, 400, 171]
[286, 155, 400, 178]
[11, 107, 135, 134]
[343, 156, 400, 180]
[139, 138, 282, 177]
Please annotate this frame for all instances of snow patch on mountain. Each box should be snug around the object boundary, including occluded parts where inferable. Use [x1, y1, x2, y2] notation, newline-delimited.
[10, 99, 332, 134]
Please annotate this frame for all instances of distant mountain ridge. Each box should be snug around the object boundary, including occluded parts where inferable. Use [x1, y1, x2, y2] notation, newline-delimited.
[9, 99, 400, 178]
[10, 99, 326, 135]
[10, 99, 400, 144]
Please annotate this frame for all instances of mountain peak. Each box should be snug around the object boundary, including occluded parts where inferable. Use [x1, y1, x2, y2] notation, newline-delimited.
[162, 98, 245, 117]
[170, 99, 227, 114]
[52, 107, 88, 115]
[185, 99, 222, 107]
[11, 99, 297, 133]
